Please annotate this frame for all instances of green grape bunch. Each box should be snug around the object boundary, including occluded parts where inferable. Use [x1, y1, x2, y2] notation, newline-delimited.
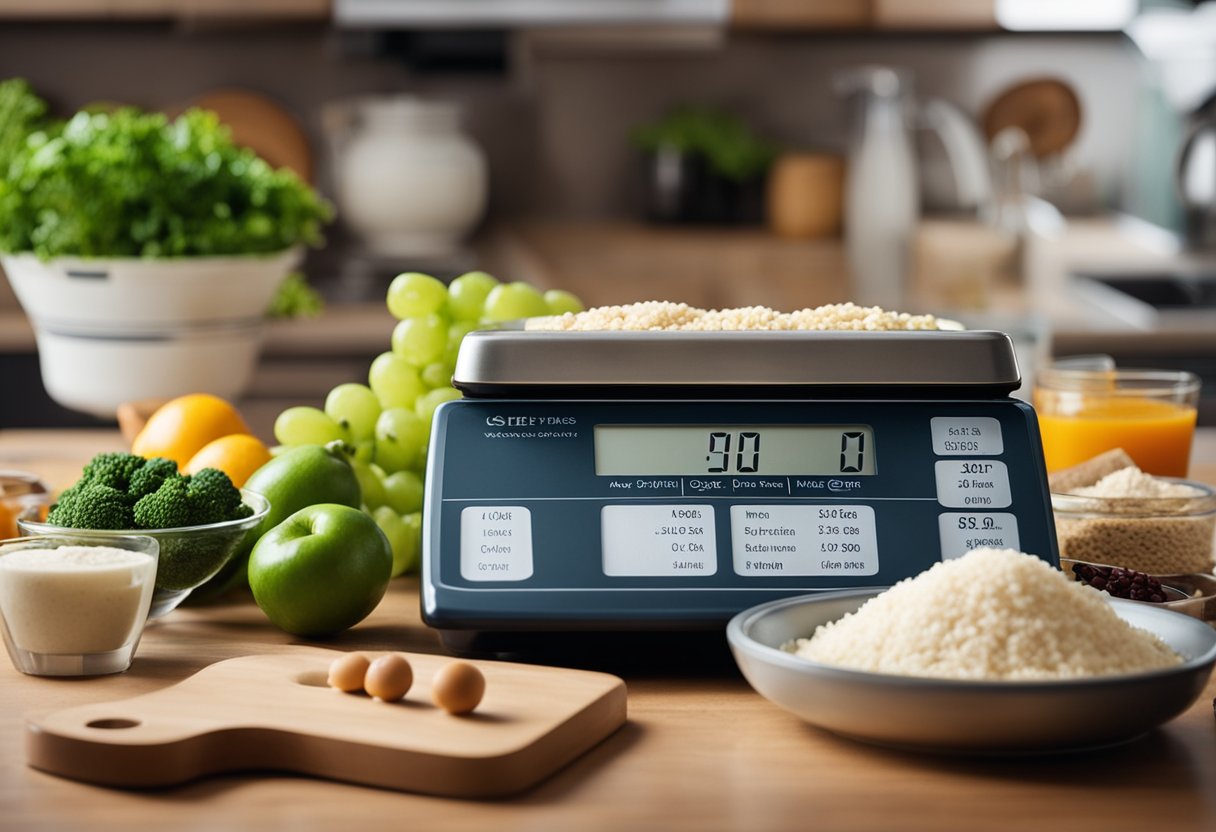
[271, 270, 584, 576]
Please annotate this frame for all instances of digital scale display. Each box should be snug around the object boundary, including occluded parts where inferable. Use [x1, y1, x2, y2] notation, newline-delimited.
[593, 425, 875, 476]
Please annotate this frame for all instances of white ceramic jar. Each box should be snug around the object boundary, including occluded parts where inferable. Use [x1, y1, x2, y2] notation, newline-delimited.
[332, 97, 488, 257]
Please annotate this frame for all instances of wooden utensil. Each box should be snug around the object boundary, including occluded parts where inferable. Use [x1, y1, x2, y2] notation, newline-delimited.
[171, 89, 314, 182]
[26, 649, 627, 798]
[982, 78, 1082, 158]
[115, 398, 167, 445]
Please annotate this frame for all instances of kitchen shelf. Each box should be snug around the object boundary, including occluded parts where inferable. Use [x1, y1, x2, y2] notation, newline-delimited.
[731, 0, 998, 31]
[730, 0, 870, 30]
[0, 0, 330, 21]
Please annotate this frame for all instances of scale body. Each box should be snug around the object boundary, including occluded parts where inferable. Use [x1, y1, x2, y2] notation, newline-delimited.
[422, 329, 1058, 649]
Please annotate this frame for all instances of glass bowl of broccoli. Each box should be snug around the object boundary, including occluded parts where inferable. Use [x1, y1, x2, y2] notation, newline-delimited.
[17, 453, 270, 618]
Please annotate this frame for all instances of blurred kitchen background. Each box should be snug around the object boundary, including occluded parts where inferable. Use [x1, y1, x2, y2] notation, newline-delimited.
[3, 0, 1216, 431]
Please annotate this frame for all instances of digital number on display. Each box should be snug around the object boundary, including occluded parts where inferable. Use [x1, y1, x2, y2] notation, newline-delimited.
[593, 425, 876, 476]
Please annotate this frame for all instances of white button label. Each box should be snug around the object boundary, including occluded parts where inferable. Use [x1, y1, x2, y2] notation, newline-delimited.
[930, 417, 1004, 456]
[934, 460, 1012, 508]
[937, 513, 1021, 559]
[460, 506, 533, 581]
[602, 505, 717, 576]
[730, 505, 878, 576]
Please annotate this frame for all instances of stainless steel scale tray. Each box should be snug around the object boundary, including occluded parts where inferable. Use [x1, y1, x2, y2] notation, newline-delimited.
[452, 329, 1021, 399]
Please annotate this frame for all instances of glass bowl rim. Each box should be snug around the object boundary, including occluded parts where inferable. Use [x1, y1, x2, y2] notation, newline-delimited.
[0, 532, 160, 557]
[1051, 478, 1216, 518]
[17, 488, 268, 536]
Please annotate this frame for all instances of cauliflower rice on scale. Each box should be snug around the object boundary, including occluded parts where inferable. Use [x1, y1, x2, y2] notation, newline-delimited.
[525, 301, 945, 332]
[787, 548, 1181, 681]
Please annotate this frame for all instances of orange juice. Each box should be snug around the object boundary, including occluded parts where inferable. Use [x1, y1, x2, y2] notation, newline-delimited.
[0, 472, 51, 540]
[1036, 396, 1197, 477]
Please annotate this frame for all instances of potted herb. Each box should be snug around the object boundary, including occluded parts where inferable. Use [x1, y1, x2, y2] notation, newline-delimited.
[631, 106, 777, 224]
[0, 79, 332, 417]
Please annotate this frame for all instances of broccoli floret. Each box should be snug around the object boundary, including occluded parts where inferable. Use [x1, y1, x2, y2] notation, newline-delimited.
[80, 452, 146, 491]
[54, 483, 134, 530]
[186, 467, 244, 525]
[129, 456, 179, 501]
[46, 484, 84, 526]
[133, 474, 192, 529]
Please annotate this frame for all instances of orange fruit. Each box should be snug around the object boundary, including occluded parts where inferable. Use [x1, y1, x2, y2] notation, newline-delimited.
[183, 433, 273, 488]
[131, 394, 252, 468]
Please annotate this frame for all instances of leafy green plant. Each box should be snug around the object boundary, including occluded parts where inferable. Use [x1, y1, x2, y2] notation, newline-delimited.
[0, 80, 332, 259]
[0, 79, 46, 175]
[630, 106, 777, 182]
[267, 272, 325, 319]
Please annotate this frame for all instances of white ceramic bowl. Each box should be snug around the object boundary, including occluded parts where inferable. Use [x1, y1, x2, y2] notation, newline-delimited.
[728, 590, 1216, 754]
[3, 249, 301, 417]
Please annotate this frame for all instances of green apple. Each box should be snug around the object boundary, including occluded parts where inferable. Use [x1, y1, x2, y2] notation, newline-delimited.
[249, 503, 392, 636]
[189, 442, 363, 602]
[243, 443, 363, 548]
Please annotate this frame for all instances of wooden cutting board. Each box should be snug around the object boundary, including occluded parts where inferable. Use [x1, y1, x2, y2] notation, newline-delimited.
[26, 648, 627, 798]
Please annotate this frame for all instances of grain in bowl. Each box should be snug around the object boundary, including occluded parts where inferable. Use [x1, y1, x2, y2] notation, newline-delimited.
[1052, 465, 1216, 575]
[785, 548, 1181, 681]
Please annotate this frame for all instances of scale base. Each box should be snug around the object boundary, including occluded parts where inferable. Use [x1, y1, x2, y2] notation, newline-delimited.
[436, 628, 739, 673]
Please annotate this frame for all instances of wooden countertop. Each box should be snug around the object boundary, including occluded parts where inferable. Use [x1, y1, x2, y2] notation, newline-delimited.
[3, 429, 1216, 831]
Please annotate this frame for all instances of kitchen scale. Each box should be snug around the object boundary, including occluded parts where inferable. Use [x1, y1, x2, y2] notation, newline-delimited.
[422, 328, 1059, 654]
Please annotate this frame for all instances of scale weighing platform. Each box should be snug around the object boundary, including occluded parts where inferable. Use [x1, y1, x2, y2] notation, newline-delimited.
[422, 329, 1058, 651]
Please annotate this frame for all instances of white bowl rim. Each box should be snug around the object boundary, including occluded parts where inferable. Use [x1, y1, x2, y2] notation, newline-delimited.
[0, 247, 303, 266]
[726, 589, 1216, 691]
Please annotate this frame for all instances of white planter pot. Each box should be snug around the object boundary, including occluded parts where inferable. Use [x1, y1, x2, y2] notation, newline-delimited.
[3, 249, 301, 417]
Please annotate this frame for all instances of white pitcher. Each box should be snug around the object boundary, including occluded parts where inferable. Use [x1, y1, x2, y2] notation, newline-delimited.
[835, 67, 991, 309]
[325, 96, 488, 258]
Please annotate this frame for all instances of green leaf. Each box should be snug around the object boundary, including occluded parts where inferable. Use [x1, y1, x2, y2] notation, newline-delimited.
[630, 105, 778, 182]
[0, 80, 333, 259]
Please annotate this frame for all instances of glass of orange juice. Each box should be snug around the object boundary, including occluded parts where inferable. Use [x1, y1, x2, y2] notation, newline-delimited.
[0, 472, 51, 540]
[1033, 358, 1200, 477]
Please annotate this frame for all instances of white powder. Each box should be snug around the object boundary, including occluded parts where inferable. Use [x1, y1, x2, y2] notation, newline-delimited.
[787, 548, 1181, 681]
[0, 545, 156, 654]
[1074, 466, 1201, 499]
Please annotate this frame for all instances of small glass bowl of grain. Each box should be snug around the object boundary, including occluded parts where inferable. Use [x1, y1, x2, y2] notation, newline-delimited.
[18, 490, 269, 619]
[1051, 479, 1216, 577]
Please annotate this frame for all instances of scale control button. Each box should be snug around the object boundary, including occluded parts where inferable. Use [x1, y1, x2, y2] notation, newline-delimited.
[934, 460, 1012, 508]
[601, 505, 717, 577]
[460, 507, 533, 582]
[730, 505, 878, 577]
[930, 417, 1004, 456]
[937, 513, 1021, 559]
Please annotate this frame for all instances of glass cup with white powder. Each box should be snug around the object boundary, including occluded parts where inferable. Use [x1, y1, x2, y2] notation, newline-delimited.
[0, 535, 158, 676]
